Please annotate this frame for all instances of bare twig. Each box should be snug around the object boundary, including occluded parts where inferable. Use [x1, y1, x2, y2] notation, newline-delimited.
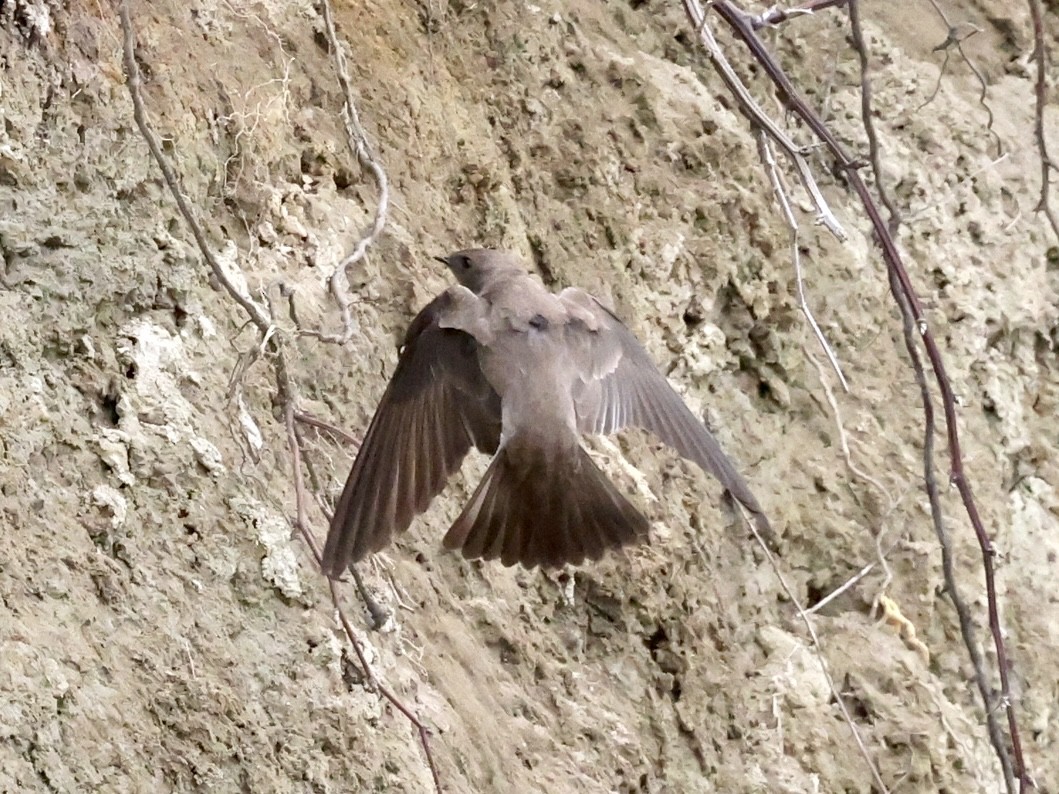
[286, 407, 440, 789]
[923, 0, 1001, 158]
[847, 0, 901, 235]
[756, 131, 849, 389]
[682, 1, 847, 240]
[295, 410, 361, 447]
[804, 349, 892, 507]
[310, 0, 391, 344]
[904, 152, 1009, 224]
[804, 534, 902, 616]
[1027, 0, 1059, 243]
[750, 0, 848, 30]
[292, 419, 395, 630]
[888, 266, 1017, 794]
[849, 4, 1017, 787]
[693, 1, 1032, 787]
[741, 508, 891, 793]
[119, 3, 271, 334]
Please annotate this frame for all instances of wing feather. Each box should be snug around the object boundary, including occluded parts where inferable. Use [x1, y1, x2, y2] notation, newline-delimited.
[322, 291, 502, 576]
[560, 288, 771, 534]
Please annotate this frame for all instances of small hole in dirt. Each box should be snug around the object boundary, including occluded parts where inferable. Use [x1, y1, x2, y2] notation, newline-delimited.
[172, 303, 188, 328]
[125, 363, 137, 379]
[670, 678, 682, 702]
[333, 168, 354, 190]
[806, 582, 826, 608]
[99, 392, 120, 427]
[644, 626, 667, 653]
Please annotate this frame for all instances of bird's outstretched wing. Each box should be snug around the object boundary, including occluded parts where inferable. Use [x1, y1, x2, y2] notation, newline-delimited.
[560, 288, 772, 535]
[321, 290, 502, 577]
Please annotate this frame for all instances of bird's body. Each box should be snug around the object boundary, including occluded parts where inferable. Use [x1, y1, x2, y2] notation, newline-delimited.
[321, 249, 770, 575]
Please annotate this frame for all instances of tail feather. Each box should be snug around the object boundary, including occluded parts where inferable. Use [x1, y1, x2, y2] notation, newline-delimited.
[444, 442, 649, 568]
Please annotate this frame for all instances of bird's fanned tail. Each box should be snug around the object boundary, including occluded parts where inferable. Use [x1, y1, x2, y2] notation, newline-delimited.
[443, 442, 650, 567]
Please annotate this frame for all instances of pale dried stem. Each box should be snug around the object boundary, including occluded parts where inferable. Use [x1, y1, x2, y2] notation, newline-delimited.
[742, 509, 891, 793]
[757, 131, 849, 390]
[683, 0, 846, 240]
[751, 0, 849, 29]
[804, 535, 900, 616]
[804, 348, 892, 507]
[804, 345, 902, 619]
[308, 0, 391, 344]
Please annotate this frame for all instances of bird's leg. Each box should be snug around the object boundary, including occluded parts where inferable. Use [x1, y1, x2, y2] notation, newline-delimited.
[349, 563, 391, 630]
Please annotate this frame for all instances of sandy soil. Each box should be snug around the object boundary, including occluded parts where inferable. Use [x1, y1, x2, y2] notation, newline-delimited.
[1, 0, 1056, 791]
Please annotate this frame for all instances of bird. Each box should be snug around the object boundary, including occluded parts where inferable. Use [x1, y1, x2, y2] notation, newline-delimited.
[321, 248, 771, 575]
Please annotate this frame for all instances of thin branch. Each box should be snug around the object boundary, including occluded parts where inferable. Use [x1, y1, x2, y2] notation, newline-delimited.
[307, 0, 391, 344]
[847, 0, 901, 235]
[741, 508, 891, 793]
[286, 406, 440, 791]
[1027, 0, 1059, 243]
[292, 420, 394, 630]
[683, 0, 847, 240]
[849, 3, 1015, 787]
[888, 265, 1017, 794]
[119, 2, 272, 334]
[804, 348, 892, 507]
[805, 534, 902, 617]
[916, 46, 951, 112]
[295, 410, 361, 447]
[750, 0, 848, 30]
[756, 131, 850, 390]
[695, 1, 1032, 787]
[923, 0, 1002, 158]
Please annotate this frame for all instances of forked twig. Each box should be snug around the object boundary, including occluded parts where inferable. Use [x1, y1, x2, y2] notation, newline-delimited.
[923, 0, 1001, 158]
[756, 131, 849, 390]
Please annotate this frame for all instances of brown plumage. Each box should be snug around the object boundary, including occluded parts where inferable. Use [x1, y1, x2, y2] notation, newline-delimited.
[321, 249, 771, 575]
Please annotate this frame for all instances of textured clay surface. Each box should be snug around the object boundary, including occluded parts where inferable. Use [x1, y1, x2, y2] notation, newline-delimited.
[0, 1, 1056, 792]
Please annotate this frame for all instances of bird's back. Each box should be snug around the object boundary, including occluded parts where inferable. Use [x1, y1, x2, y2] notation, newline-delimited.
[475, 273, 584, 450]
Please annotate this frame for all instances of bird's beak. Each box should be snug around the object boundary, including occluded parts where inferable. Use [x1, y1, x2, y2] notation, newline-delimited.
[433, 255, 449, 266]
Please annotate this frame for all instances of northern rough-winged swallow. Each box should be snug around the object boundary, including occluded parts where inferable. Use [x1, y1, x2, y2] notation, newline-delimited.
[321, 249, 771, 574]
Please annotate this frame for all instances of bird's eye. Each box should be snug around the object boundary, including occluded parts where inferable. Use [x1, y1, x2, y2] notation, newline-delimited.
[459, 256, 472, 270]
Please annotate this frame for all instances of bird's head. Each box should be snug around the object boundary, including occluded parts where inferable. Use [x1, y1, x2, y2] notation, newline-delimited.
[434, 248, 522, 294]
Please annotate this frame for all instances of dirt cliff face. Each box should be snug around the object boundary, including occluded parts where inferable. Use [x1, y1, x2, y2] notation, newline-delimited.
[1, 1, 1056, 791]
